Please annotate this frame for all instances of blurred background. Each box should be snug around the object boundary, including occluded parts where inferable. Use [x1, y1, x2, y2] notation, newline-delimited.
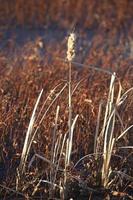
[0, 0, 132, 29]
[0, 0, 133, 70]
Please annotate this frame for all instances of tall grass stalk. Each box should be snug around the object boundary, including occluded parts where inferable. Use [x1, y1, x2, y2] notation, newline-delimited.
[19, 83, 67, 178]
[67, 61, 72, 166]
[23, 84, 67, 172]
[101, 75, 133, 187]
[64, 32, 77, 191]
[101, 73, 117, 187]
[64, 32, 77, 186]
[19, 89, 43, 175]
[66, 31, 76, 166]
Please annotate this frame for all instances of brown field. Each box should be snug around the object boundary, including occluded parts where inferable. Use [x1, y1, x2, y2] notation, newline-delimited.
[0, 1, 133, 199]
[0, 0, 132, 29]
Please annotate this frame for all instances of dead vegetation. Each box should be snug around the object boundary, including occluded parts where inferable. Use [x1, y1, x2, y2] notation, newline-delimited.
[0, 1, 133, 199]
[0, 42, 133, 199]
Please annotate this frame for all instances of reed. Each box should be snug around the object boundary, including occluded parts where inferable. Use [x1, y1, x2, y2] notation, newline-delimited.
[19, 89, 43, 175]
[64, 32, 77, 190]
[66, 32, 77, 167]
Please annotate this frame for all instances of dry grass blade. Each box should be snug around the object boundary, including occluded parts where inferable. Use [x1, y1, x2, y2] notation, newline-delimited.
[116, 124, 133, 141]
[94, 101, 103, 154]
[118, 146, 133, 149]
[65, 114, 79, 167]
[101, 73, 115, 138]
[115, 87, 133, 140]
[102, 73, 116, 187]
[19, 89, 43, 175]
[52, 133, 63, 168]
[50, 134, 63, 198]
[53, 132, 67, 183]
[40, 180, 63, 190]
[35, 83, 63, 124]
[57, 57, 113, 75]
[51, 105, 60, 164]
[28, 153, 54, 169]
[73, 152, 122, 169]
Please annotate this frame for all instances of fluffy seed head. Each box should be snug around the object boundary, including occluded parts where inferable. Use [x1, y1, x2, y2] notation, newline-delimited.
[67, 32, 76, 62]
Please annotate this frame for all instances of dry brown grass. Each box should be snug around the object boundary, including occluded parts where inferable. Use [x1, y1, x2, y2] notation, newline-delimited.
[0, 45, 132, 198]
[0, 1, 133, 199]
[0, 0, 133, 28]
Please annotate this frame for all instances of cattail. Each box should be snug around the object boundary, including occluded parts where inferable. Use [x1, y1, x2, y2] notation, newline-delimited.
[66, 32, 76, 62]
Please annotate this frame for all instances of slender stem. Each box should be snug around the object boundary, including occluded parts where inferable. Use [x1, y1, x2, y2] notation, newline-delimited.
[64, 61, 72, 190]
[68, 61, 72, 148]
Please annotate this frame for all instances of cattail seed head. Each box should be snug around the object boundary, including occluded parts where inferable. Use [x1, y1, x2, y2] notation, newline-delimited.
[67, 32, 76, 62]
